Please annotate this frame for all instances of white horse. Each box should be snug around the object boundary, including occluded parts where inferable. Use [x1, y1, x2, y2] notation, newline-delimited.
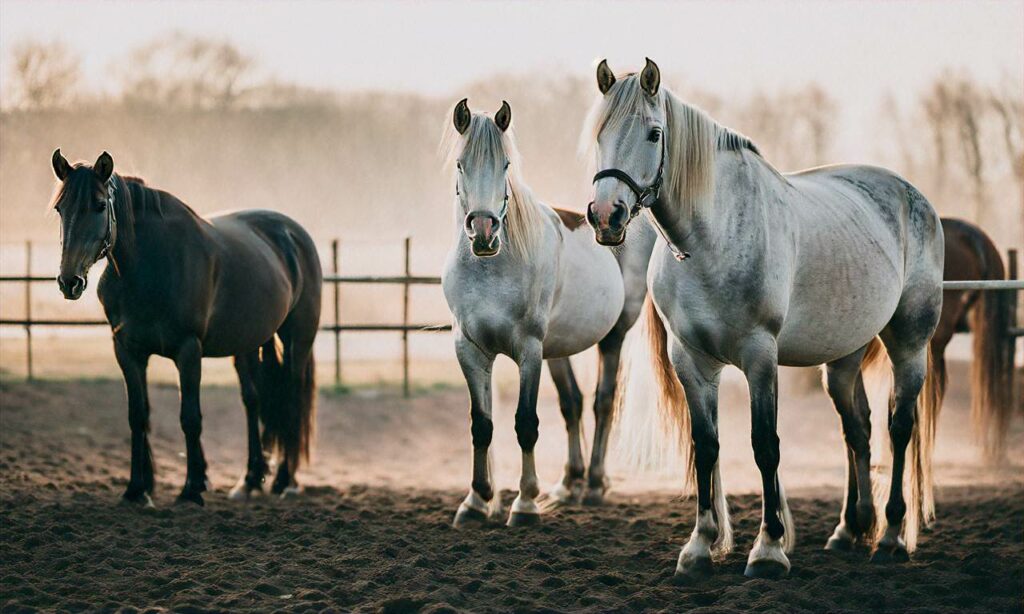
[441, 99, 656, 526]
[584, 60, 943, 580]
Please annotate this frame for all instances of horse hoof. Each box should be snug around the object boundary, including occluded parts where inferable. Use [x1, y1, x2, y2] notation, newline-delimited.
[176, 490, 205, 507]
[228, 484, 263, 501]
[870, 543, 910, 564]
[453, 504, 489, 529]
[744, 559, 790, 579]
[673, 556, 713, 585]
[582, 488, 606, 507]
[279, 485, 303, 499]
[121, 491, 155, 509]
[825, 535, 855, 552]
[507, 511, 542, 527]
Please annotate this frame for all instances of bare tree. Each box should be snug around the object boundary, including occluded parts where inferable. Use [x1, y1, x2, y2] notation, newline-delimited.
[120, 33, 255, 109]
[4, 40, 81, 110]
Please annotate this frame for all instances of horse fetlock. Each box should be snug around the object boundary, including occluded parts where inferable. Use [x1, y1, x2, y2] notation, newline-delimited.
[122, 484, 155, 508]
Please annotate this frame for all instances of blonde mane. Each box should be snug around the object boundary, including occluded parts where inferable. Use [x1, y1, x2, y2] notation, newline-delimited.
[441, 110, 546, 259]
[582, 74, 758, 220]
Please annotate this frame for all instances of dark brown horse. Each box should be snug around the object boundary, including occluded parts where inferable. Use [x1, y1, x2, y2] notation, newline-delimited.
[936, 217, 1015, 463]
[51, 149, 321, 506]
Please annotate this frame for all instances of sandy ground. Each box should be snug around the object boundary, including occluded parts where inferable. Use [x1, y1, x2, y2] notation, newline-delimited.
[1, 360, 1022, 612]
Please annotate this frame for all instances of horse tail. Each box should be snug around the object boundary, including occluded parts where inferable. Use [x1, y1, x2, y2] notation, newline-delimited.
[257, 333, 317, 473]
[903, 345, 940, 552]
[969, 281, 1014, 464]
[614, 297, 697, 488]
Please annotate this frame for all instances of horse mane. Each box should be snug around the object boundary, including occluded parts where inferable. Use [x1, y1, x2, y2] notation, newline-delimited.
[440, 109, 546, 259]
[582, 74, 760, 219]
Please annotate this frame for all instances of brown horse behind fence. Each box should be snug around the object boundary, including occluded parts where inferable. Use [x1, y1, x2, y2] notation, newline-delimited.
[935, 217, 1016, 463]
[50, 149, 321, 506]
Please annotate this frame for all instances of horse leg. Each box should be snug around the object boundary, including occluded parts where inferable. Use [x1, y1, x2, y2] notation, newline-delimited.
[229, 350, 268, 501]
[741, 335, 792, 579]
[823, 347, 875, 551]
[872, 289, 941, 562]
[453, 335, 498, 527]
[114, 341, 154, 507]
[268, 309, 318, 498]
[671, 343, 725, 582]
[508, 341, 544, 527]
[174, 337, 208, 506]
[545, 357, 585, 507]
[583, 328, 625, 505]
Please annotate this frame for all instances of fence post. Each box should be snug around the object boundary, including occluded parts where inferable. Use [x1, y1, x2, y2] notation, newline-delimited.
[25, 241, 33, 382]
[1008, 248, 1019, 412]
[332, 239, 341, 388]
[402, 236, 411, 398]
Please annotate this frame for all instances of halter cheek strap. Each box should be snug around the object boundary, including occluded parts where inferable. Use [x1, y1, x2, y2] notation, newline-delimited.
[591, 138, 690, 261]
[96, 179, 119, 275]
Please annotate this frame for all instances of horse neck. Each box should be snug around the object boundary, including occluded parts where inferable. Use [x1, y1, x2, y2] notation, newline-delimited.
[652, 149, 769, 259]
[107, 176, 197, 277]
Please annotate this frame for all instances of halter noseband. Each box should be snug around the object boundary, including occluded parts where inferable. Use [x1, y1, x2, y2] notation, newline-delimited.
[591, 138, 689, 261]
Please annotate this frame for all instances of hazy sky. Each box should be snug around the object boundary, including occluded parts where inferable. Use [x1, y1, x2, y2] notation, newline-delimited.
[2, 0, 1022, 155]
[2, 0, 1021, 95]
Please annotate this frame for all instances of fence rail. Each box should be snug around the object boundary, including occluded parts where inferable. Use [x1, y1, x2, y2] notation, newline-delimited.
[1, 243, 1020, 394]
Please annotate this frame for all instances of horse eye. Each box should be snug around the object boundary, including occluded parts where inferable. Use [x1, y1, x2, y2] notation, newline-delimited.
[96, 200, 107, 211]
[504, 162, 510, 170]
[456, 161, 464, 173]
[648, 129, 661, 143]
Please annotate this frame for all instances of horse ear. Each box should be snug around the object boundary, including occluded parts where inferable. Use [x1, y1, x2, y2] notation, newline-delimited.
[94, 151, 114, 182]
[495, 100, 511, 132]
[453, 98, 472, 135]
[640, 58, 661, 97]
[52, 148, 72, 181]
[596, 59, 616, 94]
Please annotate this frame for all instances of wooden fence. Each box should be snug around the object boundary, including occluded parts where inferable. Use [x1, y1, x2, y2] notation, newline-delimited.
[0, 238, 450, 397]
[1, 243, 1021, 397]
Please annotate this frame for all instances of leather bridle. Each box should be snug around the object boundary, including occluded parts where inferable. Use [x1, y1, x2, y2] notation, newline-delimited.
[591, 137, 689, 261]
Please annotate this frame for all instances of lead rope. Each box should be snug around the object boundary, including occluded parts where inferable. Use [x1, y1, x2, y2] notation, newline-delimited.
[643, 207, 689, 261]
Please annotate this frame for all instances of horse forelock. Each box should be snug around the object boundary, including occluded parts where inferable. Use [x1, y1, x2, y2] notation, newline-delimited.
[441, 110, 545, 259]
[583, 74, 761, 220]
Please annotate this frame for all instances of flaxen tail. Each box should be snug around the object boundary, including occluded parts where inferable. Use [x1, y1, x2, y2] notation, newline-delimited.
[257, 334, 317, 473]
[969, 286, 1015, 464]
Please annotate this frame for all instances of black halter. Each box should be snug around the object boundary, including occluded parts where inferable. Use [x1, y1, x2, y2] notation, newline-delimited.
[591, 138, 689, 261]
[96, 179, 117, 263]
[592, 137, 666, 221]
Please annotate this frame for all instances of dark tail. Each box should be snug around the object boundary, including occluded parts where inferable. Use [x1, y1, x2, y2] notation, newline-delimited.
[970, 287, 1015, 464]
[257, 334, 317, 472]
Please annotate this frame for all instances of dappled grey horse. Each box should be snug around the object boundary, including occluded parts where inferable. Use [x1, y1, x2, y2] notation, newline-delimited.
[585, 60, 943, 580]
[441, 99, 655, 526]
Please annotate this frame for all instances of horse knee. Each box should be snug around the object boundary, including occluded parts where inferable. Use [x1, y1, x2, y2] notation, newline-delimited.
[751, 429, 780, 472]
[470, 413, 493, 450]
[515, 412, 539, 451]
[180, 409, 202, 437]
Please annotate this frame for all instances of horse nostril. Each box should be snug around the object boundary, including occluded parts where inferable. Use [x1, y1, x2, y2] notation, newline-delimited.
[610, 202, 629, 226]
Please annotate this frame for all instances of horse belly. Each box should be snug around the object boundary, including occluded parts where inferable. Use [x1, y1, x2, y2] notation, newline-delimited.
[542, 234, 624, 359]
[776, 254, 902, 366]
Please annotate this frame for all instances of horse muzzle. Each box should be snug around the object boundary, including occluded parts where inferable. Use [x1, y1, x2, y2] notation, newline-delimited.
[57, 274, 87, 300]
[465, 212, 501, 257]
[587, 200, 629, 246]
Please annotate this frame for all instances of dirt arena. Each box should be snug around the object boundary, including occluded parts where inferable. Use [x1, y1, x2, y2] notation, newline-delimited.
[1, 361, 1022, 613]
